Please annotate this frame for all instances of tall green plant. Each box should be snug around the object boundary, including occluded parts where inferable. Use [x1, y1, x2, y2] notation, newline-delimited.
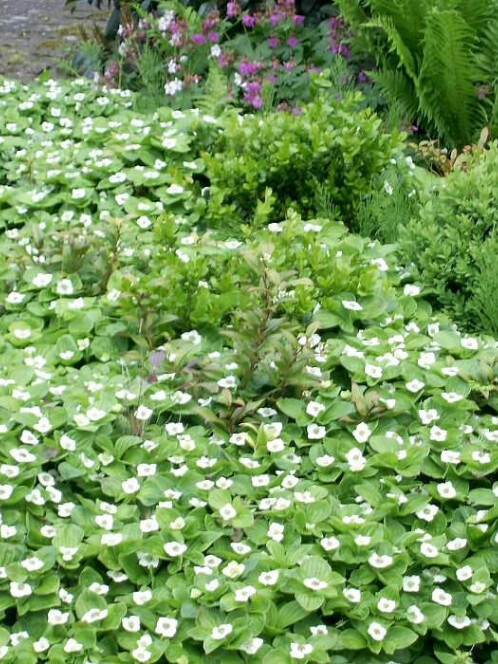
[336, 0, 498, 147]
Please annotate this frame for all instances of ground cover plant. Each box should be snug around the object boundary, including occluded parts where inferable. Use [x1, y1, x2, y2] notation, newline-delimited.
[2, 76, 498, 664]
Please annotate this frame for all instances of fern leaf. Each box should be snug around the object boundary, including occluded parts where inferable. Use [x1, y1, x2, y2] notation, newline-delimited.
[371, 68, 419, 119]
[418, 9, 485, 146]
[192, 65, 230, 117]
[364, 16, 418, 81]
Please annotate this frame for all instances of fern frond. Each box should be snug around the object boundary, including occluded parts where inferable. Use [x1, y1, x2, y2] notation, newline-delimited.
[364, 16, 418, 81]
[334, 0, 369, 25]
[418, 9, 485, 147]
[367, 0, 431, 57]
[192, 65, 230, 117]
[370, 68, 418, 119]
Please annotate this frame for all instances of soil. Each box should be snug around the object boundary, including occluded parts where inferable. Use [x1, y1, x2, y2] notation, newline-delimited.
[0, 0, 108, 81]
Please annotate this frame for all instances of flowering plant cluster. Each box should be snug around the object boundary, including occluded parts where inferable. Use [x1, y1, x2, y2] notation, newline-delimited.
[1, 76, 498, 664]
[101, 0, 363, 111]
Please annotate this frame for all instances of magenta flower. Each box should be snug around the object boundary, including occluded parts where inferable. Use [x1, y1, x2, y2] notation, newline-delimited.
[293, 14, 305, 26]
[227, 1, 241, 17]
[208, 31, 220, 43]
[287, 36, 299, 47]
[269, 13, 283, 27]
[192, 33, 207, 44]
[239, 60, 263, 76]
[242, 14, 257, 28]
[268, 36, 280, 48]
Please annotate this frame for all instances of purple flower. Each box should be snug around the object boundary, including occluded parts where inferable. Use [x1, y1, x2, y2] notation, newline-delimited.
[192, 33, 207, 44]
[287, 36, 299, 47]
[293, 14, 305, 26]
[358, 70, 370, 84]
[242, 14, 257, 28]
[226, 1, 241, 17]
[269, 13, 283, 27]
[284, 60, 296, 71]
[239, 60, 262, 76]
[268, 36, 280, 48]
[268, 74, 277, 84]
[208, 31, 220, 43]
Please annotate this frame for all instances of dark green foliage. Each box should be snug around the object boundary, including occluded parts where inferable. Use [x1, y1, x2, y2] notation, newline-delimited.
[396, 146, 498, 334]
[336, 0, 498, 147]
[203, 93, 404, 230]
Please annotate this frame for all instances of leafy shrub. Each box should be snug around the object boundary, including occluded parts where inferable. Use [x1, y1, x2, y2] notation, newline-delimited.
[1, 75, 498, 664]
[335, 0, 498, 147]
[203, 91, 405, 229]
[395, 145, 498, 336]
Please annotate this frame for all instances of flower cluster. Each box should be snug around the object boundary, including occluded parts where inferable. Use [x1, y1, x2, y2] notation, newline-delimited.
[102, 0, 358, 111]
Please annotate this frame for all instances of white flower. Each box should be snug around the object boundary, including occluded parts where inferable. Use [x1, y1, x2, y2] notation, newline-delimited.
[33, 638, 50, 653]
[267, 522, 284, 542]
[448, 615, 471, 630]
[306, 401, 326, 417]
[56, 279, 74, 295]
[456, 566, 473, 582]
[303, 577, 327, 591]
[32, 273, 53, 288]
[437, 481, 456, 499]
[441, 450, 461, 465]
[406, 379, 425, 393]
[345, 447, 367, 472]
[403, 284, 421, 296]
[219, 504, 237, 521]
[430, 426, 447, 442]
[461, 337, 478, 350]
[211, 624, 233, 640]
[101, 533, 122, 546]
[163, 542, 187, 557]
[342, 300, 362, 311]
[21, 556, 44, 571]
[367, 622, 387, 641]
[48, 609, 69, 625]
[407, 605, 425, 624]
[365, 364, 383, 378]
[240, 637, 264, 654]
[368, 553, 393, 569]
[432, 588, 452, 606]
[416, 504, 439, 522]
[132, 589, 152, 605]
[290, 643, 313, 660]
[321, 536, 340, 551]
[343, 588, 361, 603]
[446, 538, 467, 551]
[123, 616, 141, 632]
[235, 585, 257, 602]
[135, 405, 153, 420]
[72, 188, 86, 199]
[377, 598, 397, 613]
[258, 570, 279, 586]
[419, 409, 439, 425]
[352, 422, 372, 443]
[307, 424, 326, 440]
[64, 639, 83, 653]
[0, 485, 13, 500]
[263, 434, 285, 453]
[222, 561, 245, 579]
[155, 617, 178, 637]
[315, 454, 335, 467]
[402, 575, 421, 592]
[81, 608, 108, 623]
[10, 582, 32, 597]
[122, 478, 140, 494]
[420, 541, 439, 558]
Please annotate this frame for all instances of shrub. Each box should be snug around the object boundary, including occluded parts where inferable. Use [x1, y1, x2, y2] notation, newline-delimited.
[2, 77, 498, 664]
[396, 144, 498, 336]
[203, 91, 405, 229]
